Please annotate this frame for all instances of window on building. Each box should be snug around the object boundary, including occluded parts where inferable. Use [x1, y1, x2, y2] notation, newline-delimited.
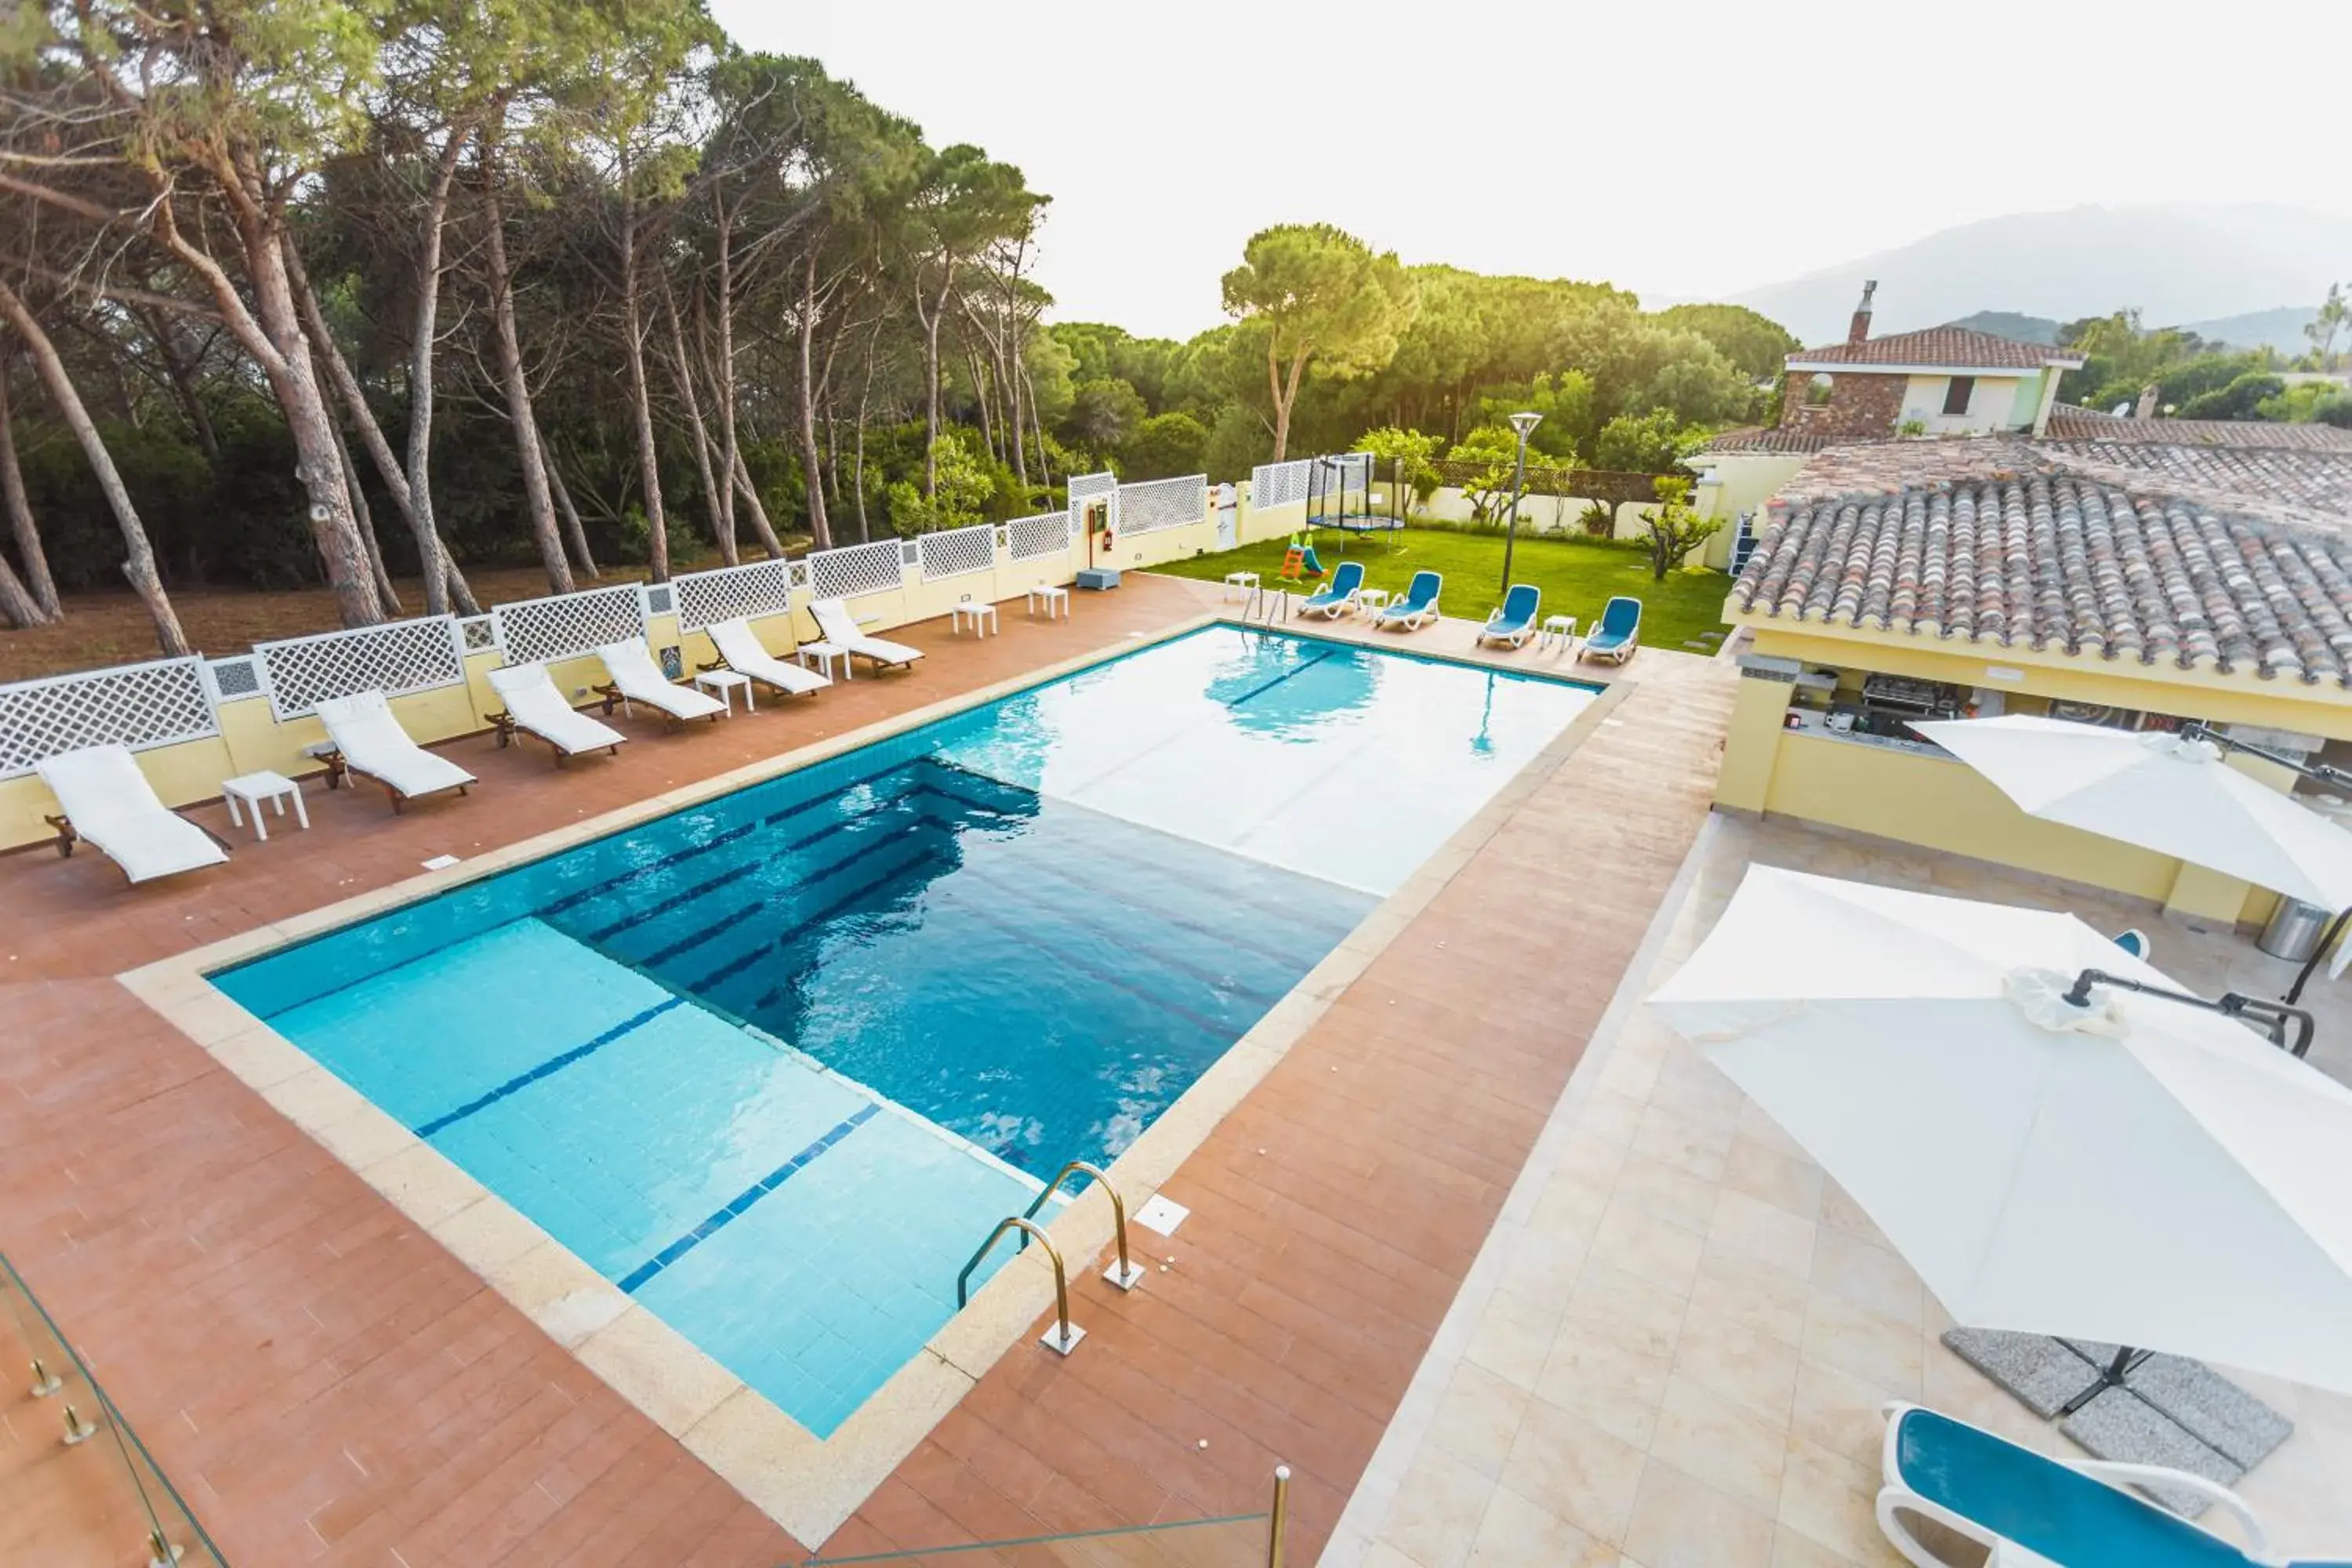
[1942, 376, 1976, 416]
[1805, 373, 1834, 406]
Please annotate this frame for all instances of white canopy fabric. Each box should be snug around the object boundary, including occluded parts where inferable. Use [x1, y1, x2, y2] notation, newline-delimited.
[1646, 864, 2352, 1395]
[1914, 714, 2352, 911]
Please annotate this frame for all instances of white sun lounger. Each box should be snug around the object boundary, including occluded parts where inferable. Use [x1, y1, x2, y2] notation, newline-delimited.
[314, 690, 477, 812]
[706, 618, 830, 699]
[807, 597, 924, 677]
[593, 638, 727, 724]
[485, 662, 628, 763]
[35, 744, 228, 883]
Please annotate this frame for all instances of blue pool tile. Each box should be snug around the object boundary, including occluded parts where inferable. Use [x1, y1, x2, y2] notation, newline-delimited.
[214, 626, 1592, 1438]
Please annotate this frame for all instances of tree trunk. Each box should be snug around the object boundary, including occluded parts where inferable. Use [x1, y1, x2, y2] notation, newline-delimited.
[617, 180, 670, 581]
[321, 379, 401, 615]
[710, 187, 740, 551]
[539, 430, 600, 580]
[1002, 339, 1028, 489]
[481, 137, 574, 596]
[660, 280, 735, 564]
[0, 279, 186, 654]
[1025, 361, 1052, 489]
[1266, 338, 1307, 464]
[211, 205, 379, 626]
[918, 273, 953, 495]
[401, 120, 477, 615]
[729, 448, 785, 557]
[0, 541, 42, 629]
[854, 333, 875, 541]
[286, 244, 477, 612]
[794, 252, 833, 551]
[0, 351, 61, 619]
[967, 347, 996, 462]
[141, 309, 220, 462]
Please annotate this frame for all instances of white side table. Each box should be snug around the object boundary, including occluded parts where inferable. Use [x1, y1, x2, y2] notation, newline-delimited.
[1538, 614, 1578, 652]
[1356, 587, 1393, 619]
[951, 601, 998, 637]
[798, 645, 851, 683]
[223, 770, 307, 842]
[1223, 570, 1260, 601]
[1028, 584, 1070, 620]
[694, 668, 753, 714]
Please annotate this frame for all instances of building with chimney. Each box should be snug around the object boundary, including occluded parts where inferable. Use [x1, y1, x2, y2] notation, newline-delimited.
[1774, 280, 2085, 441]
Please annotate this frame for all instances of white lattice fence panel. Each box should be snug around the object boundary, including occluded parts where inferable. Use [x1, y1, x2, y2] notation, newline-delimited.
[1118, 474, 1208, 535]
[492, 583, 648, 666]
[674, 558, 794, 631]
[0, 656, 217, 780]
[255, 617, 466, 720]
[807, 539, 905, 600]
[1251, 459, 1312, 510]
[1007, 510, 1071, 561]
[917, 524, 996, 581]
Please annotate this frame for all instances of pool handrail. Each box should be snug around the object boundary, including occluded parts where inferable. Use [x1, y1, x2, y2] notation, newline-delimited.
[957, 1216, 1082, 1353]
[1019, 1160, 1144, 1291]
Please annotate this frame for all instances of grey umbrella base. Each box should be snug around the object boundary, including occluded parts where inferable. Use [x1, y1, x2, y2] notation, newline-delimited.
[1941, 1328, 2294, 1519]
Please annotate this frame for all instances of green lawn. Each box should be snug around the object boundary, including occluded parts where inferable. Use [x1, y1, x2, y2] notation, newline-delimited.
[1149, 528, 1735, 651]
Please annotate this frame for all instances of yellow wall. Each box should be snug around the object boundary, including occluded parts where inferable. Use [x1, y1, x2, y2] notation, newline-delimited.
[1897, 372, 2032, 435]
[1691, 452, 1810, 571]
[1717, 619, 2344, 922]
[0, 518, 1166, 854]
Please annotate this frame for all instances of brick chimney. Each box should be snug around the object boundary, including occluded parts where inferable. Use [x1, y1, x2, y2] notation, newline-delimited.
[1848, 280, 1877, 345]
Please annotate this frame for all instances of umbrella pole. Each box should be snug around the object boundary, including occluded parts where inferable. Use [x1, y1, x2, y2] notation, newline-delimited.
[2282, 906, 2352, 1007]
[2057, 1345, 2155, 1417]
[2064, 969, 2315, 1058]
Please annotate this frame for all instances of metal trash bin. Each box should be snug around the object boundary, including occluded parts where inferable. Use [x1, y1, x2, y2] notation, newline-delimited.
[2259, 896, 2334, 962]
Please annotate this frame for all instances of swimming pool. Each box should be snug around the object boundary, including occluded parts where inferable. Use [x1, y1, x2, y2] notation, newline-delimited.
[212, 626, 1592, 1436]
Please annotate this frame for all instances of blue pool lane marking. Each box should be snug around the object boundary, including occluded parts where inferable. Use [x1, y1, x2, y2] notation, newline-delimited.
[1219, 648, 1335, 710]
[617, 1102, 882, 1294]
[413, 995, 687, 1138]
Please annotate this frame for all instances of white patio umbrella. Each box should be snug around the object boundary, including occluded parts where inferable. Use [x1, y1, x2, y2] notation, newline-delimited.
[1646, 864, 2352, 1395]
[1911, 714, 2352, 911]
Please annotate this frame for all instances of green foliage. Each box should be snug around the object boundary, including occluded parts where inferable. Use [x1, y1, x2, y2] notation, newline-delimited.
[1577, 499, 1617, 538]
[1121, 412, 1210, 481]
[1064, 377, 1147, 450]
[2177, 372, 2287, 422]
[1446, 425, 1526, 523]
[1472, 372, 1591, 461]
[1650, 303, 1800, 380]
[1356, 426, 1443, 502]
[1592, 409, 1700, 474]
[884, 437, 993, 534]
[1200, 405, 1272, 484]
[2307, 282, 2347, 369]
[1639, 475, 1722, 582]
[1221, 223, 1416, 382]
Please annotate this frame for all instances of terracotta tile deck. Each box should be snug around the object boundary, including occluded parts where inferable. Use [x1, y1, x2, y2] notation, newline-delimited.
[0, 575, 1739, 1565]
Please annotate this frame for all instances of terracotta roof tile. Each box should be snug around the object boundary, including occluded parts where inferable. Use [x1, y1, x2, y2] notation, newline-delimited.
[2043, 404, 2352, 450]
[1788, 327, 2082, 372]
[1698, 428, 1839, 455]
[1731, 469, 2352, 685]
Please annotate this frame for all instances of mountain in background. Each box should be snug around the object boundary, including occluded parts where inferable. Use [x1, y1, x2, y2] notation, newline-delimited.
[2179, 306, 2320, 353]
[1941, 305, 2321, 354]
[1727, 205, 2352, 347]
[1946, 310, 2062, 344]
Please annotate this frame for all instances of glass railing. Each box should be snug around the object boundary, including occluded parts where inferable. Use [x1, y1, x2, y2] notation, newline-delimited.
[800, 1466, 1291, 1566]
[0, 1250, 229, 1566]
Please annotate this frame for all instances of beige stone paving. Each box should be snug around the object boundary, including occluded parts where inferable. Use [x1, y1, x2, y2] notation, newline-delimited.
[1325, 812, 2352, 1568]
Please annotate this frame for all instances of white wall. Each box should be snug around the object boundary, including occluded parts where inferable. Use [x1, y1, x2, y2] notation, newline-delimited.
[1898, 372, 2034, 435]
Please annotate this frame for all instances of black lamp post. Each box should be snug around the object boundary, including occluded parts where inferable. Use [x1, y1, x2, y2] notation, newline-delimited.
[1499, 410, 1541, 594]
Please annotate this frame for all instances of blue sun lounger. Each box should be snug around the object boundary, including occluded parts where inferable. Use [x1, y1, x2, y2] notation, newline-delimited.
[1299, 560, 1365, 619]
[1375, 570, 1442, 631]
[1578, 595, 1642, 664]
[1478, 583, 1541, 648]
[1875, 1403, 2350, 1568]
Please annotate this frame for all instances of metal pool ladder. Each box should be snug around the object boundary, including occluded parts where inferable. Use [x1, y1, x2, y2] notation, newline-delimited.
[956, 1163, 1145, 1359]
[1243, 582, 1292, 624]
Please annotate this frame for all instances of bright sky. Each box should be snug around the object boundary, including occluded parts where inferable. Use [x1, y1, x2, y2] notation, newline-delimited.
[712, 0, 2351, 342]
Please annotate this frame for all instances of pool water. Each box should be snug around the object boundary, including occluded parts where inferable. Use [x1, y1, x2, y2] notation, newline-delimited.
[213, 626, 1591, 1435]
